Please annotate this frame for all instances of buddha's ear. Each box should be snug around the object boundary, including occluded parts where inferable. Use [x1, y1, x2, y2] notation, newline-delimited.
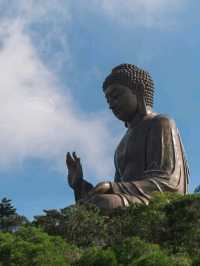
[136, 81, 147, 115]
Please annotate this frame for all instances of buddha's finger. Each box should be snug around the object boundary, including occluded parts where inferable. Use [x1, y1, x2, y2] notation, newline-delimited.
[66, 152, 74, 164]
[73, 151, 80, 162]
[72, 151, 76, 159]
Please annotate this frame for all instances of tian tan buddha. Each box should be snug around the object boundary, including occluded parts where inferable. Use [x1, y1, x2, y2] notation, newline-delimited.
[66, 64, 189, 210]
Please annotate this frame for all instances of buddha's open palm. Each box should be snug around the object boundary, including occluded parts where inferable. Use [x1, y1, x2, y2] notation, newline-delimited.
[66, 152, 83, 189]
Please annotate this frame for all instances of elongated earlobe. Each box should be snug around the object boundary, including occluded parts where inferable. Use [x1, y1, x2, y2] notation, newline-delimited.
[136, 82, 148, 115]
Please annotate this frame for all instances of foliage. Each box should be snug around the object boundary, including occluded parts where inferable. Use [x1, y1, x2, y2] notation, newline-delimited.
[75, 247, 118, 266]
[34, 204, 108, 247]
[0, 226, 80, 266]
[114, 236, 191, 266]
[130, 250, 176, 266]
[34, 192, 195, 250]
[1, 193, 200, 265]
[162, 194, 200, 255]
[0, 198, 16, 217]
[0, 198, 28, 232]
[114, 236, 161, 265]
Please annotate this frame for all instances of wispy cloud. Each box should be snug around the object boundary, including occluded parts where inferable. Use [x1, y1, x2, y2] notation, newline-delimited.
[1, 0, 185, 180]
[0, 0, 71, 72]
[0, 15, 116, 178]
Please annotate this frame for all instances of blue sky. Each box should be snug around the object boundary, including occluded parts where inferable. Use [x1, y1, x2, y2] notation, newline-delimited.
[0, 0, 199, 219]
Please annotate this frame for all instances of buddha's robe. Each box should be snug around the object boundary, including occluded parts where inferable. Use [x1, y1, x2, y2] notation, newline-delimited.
[74, 113, 189, 208]
[110, 113, 189, 206]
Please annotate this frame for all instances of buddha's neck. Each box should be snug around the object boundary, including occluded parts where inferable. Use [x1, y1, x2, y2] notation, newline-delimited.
[127, 108, 153, 129]
[127, 113, 144, 129]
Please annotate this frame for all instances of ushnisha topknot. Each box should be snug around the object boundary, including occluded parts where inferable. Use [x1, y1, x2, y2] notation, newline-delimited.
[103, 63, 154, 108]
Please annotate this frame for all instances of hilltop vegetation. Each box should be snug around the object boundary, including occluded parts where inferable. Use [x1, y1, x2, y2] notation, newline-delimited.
[0, 193, 200, 265]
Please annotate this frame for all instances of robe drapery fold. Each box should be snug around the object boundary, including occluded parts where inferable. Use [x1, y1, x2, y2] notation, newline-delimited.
[111, 114, 189, 205]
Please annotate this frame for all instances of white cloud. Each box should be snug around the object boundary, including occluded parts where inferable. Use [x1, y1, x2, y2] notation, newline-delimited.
[90, 0, 187, 28]
[0, 0, 188, 186]
[0, 21, 116, 178]
[0, 0, 71, 72]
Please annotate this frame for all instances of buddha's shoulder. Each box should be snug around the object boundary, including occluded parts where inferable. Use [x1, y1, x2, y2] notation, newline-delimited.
[145, 113, 177, 129]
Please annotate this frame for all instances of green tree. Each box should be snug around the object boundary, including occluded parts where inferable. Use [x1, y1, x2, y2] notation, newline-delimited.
[34, 209, 64, 236]
[34, 204, 108, 247]
[0, 226, 80, 266]
[0, 198, 28, 232]
[115, 237, 160, 265]
[163, 194, 200, 256]
[131, 251, 176, 266]
[33, 192, 200, 261]
[75, 247, 118, 266]
[0, 198, 16, 217]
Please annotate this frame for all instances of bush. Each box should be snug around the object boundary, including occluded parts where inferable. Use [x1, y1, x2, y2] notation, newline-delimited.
[75, 247, 118, 266]
[115, 237, 160, 265]
[163, 194, 200, 255]
[0, 226, 80, 266]
[32, 193, 200, 265]
[171, 254, 192, 266]
[192, 256, 200, 266]
[34, 204, 108, 247]
[131, 251, 176, 266]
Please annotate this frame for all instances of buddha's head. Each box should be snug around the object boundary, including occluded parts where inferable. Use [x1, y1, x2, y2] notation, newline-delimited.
[103, 64, 154, 122]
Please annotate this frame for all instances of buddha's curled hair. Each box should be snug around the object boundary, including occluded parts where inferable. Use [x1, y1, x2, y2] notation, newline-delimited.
[103, 64, 154, 108]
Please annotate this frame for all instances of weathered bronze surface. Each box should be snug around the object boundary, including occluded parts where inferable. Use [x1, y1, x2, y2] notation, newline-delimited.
[66, 64, 189, 210]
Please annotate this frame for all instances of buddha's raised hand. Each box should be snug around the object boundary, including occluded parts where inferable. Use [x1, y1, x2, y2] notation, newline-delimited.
[66, 152, 83, 189]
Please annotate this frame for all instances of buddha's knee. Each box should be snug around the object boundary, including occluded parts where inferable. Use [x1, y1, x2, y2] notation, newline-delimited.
[89, 194, 126, 210]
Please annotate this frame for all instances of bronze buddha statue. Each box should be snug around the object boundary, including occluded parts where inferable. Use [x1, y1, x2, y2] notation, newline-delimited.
[66, 64, 189, 210]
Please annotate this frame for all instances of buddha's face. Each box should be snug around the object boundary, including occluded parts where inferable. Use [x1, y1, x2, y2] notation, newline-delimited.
[104, 84, 138, 122]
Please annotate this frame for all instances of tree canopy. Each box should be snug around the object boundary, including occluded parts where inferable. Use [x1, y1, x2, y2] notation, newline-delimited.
[0, 193, 200, 265]
[0, 198, 27, 232]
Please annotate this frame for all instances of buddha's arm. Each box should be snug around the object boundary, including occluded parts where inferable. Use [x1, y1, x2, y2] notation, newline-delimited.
[109, 116, 187, 203]
[74, 179, 94, 202]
